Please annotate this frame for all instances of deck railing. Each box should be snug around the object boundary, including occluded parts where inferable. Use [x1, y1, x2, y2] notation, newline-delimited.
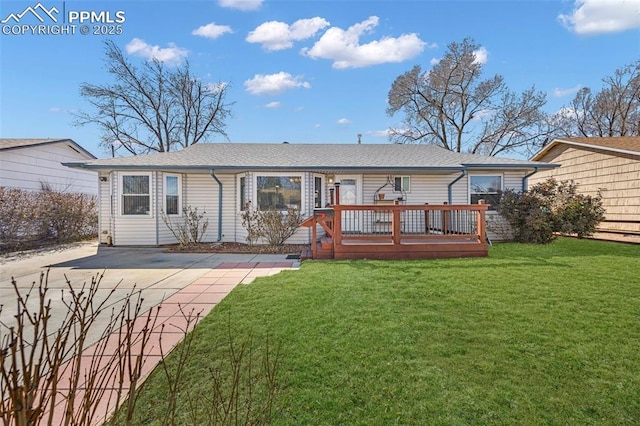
[332, 203, 489, 245]
[302, 202, 489, 259]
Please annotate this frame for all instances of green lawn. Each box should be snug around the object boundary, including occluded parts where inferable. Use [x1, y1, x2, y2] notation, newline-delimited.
[127, 238, 640, 425]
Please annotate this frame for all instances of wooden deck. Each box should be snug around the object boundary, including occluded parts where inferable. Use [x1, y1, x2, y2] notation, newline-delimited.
[301, 203, 489, 260]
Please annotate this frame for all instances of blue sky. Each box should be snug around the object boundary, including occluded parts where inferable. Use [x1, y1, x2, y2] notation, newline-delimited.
[1, 0, 639, 158]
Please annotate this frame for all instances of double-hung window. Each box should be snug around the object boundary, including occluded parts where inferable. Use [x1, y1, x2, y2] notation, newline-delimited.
[470, 175, 502, 210]
[122, 174, 151, 215]
[165, 174, 181, 215]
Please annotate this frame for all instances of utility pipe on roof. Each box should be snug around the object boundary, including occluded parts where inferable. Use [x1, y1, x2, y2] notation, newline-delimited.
[209, 169, 223, 242]
[448, 169, 467, 204]
[522, 166, 539, 192]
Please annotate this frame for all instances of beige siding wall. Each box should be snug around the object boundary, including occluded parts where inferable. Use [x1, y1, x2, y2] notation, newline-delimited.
[181, 173, 226, 243]
[112, 171, 157, 246]
[98, 172, 112, 244]
[363, 174, 453, 205]
[106, 169, 532, 246]
[0, 143, 97, 194]
[530, 145, 640, 233]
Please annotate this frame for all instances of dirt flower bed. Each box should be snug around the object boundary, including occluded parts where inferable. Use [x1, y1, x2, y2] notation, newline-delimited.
[164, 242, 310, 254]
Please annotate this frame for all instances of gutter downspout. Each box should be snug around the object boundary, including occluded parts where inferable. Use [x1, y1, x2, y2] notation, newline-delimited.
[448, 168, 467, 205]
[209, 169, 223, 242]
[522, 167, 539, 192]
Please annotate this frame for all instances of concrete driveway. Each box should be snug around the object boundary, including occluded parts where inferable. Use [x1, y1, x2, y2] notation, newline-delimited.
[1, 240, 299, 347]
[1, 241, 300, 424]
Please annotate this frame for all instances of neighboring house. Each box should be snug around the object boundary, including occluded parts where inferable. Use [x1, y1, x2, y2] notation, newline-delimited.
[0, 138, 98, 195]
[530, 136, 640, 235]
[64, 143, 556, 246]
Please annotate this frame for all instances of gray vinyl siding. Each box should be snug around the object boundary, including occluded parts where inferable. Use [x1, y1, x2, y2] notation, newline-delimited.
[0, 143, 97, 194]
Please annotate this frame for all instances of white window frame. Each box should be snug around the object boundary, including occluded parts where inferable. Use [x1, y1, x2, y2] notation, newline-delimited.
[254, 172, 304, 211]
[313, 175, 325, 209]
[394, 176, 411, 192]
[238, 174, 248, 211]
[119, 172, 152, 217]
[469, 174, 503, 211]
[164, 173, 182, 216]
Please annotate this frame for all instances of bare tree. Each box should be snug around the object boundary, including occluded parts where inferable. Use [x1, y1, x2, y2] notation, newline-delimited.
[555, 60, 640, 137]
[387, 38, 553, 156]
[75, 40, 233, 155]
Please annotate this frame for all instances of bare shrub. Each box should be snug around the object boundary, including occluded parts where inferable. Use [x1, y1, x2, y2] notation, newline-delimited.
[240, 205, 304, 247]
[0, 186, 97, 252]
[0, 188, 39, 251]
[497, 178, 605, 243]
[0, 270, 159, 425]
[161, 205, 209, 247]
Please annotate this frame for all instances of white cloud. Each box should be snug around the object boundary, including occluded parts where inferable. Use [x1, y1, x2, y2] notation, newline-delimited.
[430, 57, 440, 66]
[206, 82, 229, 94]
[471, 109, 495, 121]
[558, 0, 640, 34]
[264, 101, 281, 108]
[125, 38, 188, 65]
[553, 84, 583, 97]
[246, 17, 330, 51]
[337, 118, 351, 124]
[192, 22, 233, 39]
[218, 0, 262, 11]
[368, 129, 391, 138]
[302, 16, 427, 69]
[244, 72, 311, 95]
[472, 46, 489, 65]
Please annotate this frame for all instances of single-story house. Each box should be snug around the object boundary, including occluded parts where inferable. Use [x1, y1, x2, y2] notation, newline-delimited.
[64, 143, 556, 249]
[0, 138, 98, 195]
[530, 137, 640, 235]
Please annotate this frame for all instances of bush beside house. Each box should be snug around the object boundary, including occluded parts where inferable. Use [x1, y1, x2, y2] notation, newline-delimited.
[0, 187, 98, 252]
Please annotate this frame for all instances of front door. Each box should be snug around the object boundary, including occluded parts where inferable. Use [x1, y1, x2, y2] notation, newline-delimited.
[336, 176, 361, 233]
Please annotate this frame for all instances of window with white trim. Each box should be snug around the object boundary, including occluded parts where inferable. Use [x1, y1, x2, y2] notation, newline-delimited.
[394, 176, 410, 192]
[121, 174, 151, 215]
[470, 175, 502, 210]
[164, 174, 181, 215]
[256, 176, 302, 210]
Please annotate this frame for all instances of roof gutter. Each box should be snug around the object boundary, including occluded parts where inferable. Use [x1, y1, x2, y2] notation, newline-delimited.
[448, 168, 467, 204]
[209, 169, 223, 242]
[522, 166, 539, 192]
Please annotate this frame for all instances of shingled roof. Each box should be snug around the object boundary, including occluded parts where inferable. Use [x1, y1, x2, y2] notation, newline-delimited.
[532, 137, 640, 160]
[65, 143, 554, 172]
[0, 138, 96, 159]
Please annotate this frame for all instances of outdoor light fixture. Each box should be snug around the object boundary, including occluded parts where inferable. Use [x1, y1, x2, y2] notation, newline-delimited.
[327, 174, 334, 184]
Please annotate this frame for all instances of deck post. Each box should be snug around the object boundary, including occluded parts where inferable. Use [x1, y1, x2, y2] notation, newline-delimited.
[392, 207, 401, 245]
[311, 216, 317, 258]
[477, 200, 487, 243]
[442, 202, 449, 235]
[333, 206, 343, 245]
[424, 203, 429, 234]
